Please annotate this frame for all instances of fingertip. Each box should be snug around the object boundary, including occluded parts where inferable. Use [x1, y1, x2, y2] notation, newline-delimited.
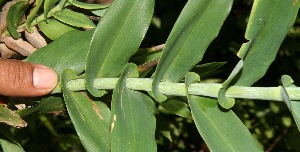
[33, 66, 58, 90]
[0, 59, 58, 97]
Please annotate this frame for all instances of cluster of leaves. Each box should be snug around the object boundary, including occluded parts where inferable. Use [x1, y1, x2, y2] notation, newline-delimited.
[0, 0, 300, 151]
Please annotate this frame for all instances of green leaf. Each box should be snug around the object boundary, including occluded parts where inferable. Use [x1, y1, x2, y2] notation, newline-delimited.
[91, 8, 108, 17]
[161, 98, 192, 119]
[61, 69, 111, 152]
[70, 0, 109, 9]
[191, 62, 226, 77]
[53, 9, 96, 28]
[26, 0, 43, 32]
[0, 137, 24, 152]
[17, 96, 65, 117]
[152, 0, 233, 101]
[185, 72, 262, 151]
[38, 19, 77, 40]
[232, 0, 299, 86]
[0, 124, 23, 151]
[85, 0, 154, 97]
[280, 75, 300, 131]
[218, 60, 242, 109]
[6, 1, 29, 38]
[0, 105, 27, 128]
[26, 30, 93, 76]
[155, 114, 172, 141]
[44, 0, 59, 20]
[111, 64, 156, 152]
[130, 49, 162, 66]
[189, 97, 262, 151]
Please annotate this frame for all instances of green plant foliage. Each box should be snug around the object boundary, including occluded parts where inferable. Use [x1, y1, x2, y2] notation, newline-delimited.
[53, 9, 96, 28]
[0, 105, 26, 128]
[85, 0, 154, 97]
[110, 64, 156, 152]
[160, 98, 192, 119]
[26, 30, 93, 76]
[25, 0, 43, 33]
[16, 96, 65, 117]
[1, 0, 300, 151]
[43, 0, 59, 20]
[218, 0, 300, 109]
[69, 0, 109, 9]
[185, 72, 262, 151]
[91, 8, 107, 17]
[6, 1, 29, 38]
[230, 0, 299, 86]
[152, 0, 233, 101]
[191, 62, 226, 77]
[0, 137, 24, 152]
[281, 75, 300, 130]
[38, 19, 77, 40]
[61, 69, 111, 151]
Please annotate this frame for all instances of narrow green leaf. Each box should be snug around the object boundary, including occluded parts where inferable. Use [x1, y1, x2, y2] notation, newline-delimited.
[185, 72, 262, 152]
[85, 0, 154, 97]
[281, 75, 300, 131]
[0, 137, 24, 152]
[26, 0, 43, 32]
[53, 9, 96, 28]
[44, 0, 59, 20]
[58, 0, 68, 10]
[38, 19, 77, 40]
[26, 30, 93, 76]
[91, 8, 108, 17]
[70, 0, 109, 9]
[155, 114, 172, 141]
[61, 69, 111, 152]
[161, 98, 192, 119]
[111, 64, 156, 152]
[232, 0, 299, 86]
[130, 50, 162, 66]
[0, 124, 23, 150]
[152, 0, 233, 101]
[6, 1, 29, 38]
[17, 96, 65, 117]
[0, 105, 26, 128]
[191, 62, 226, 77]
[218, 60, 243, 109]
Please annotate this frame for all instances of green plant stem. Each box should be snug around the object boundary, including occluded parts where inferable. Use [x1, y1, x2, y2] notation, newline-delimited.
[52, 78, 300, 101]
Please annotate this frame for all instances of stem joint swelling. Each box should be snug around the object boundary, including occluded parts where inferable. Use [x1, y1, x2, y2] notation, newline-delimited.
[52, 78, 300, 102]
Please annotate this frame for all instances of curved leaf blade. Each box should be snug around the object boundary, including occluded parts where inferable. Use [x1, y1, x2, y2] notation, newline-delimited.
[0, 105, 27, 128]
[26, 0, 43, 32]
[6, 1, 29, 38]
[44, 0, 59, 20]
[0, 137, 24, 152]
[26, 30, 93, 76]
[152, 0, 233, 101]
[85, 0, 154, 96]
[70, 0, 109, 10]
[38, 19, 77, 40]
[61, 69, 111, 152]
[281, 75, 300, 131]
[161, 98, 192, 119]
[185, 72, 262, 151]
[17, 96, 65, 117]
[110, 64, 156, 152]
[53, 9, 96, 28]
[233, 0, 299, 86]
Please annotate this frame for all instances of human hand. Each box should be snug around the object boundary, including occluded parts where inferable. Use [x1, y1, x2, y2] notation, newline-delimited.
[0, 59, 58, 97]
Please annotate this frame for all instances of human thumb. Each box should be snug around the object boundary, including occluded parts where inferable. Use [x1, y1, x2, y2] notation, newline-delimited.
[0, 59, 57, 97]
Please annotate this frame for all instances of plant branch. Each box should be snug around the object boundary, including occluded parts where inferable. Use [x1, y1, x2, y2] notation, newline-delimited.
[52, 78, 300, 102]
